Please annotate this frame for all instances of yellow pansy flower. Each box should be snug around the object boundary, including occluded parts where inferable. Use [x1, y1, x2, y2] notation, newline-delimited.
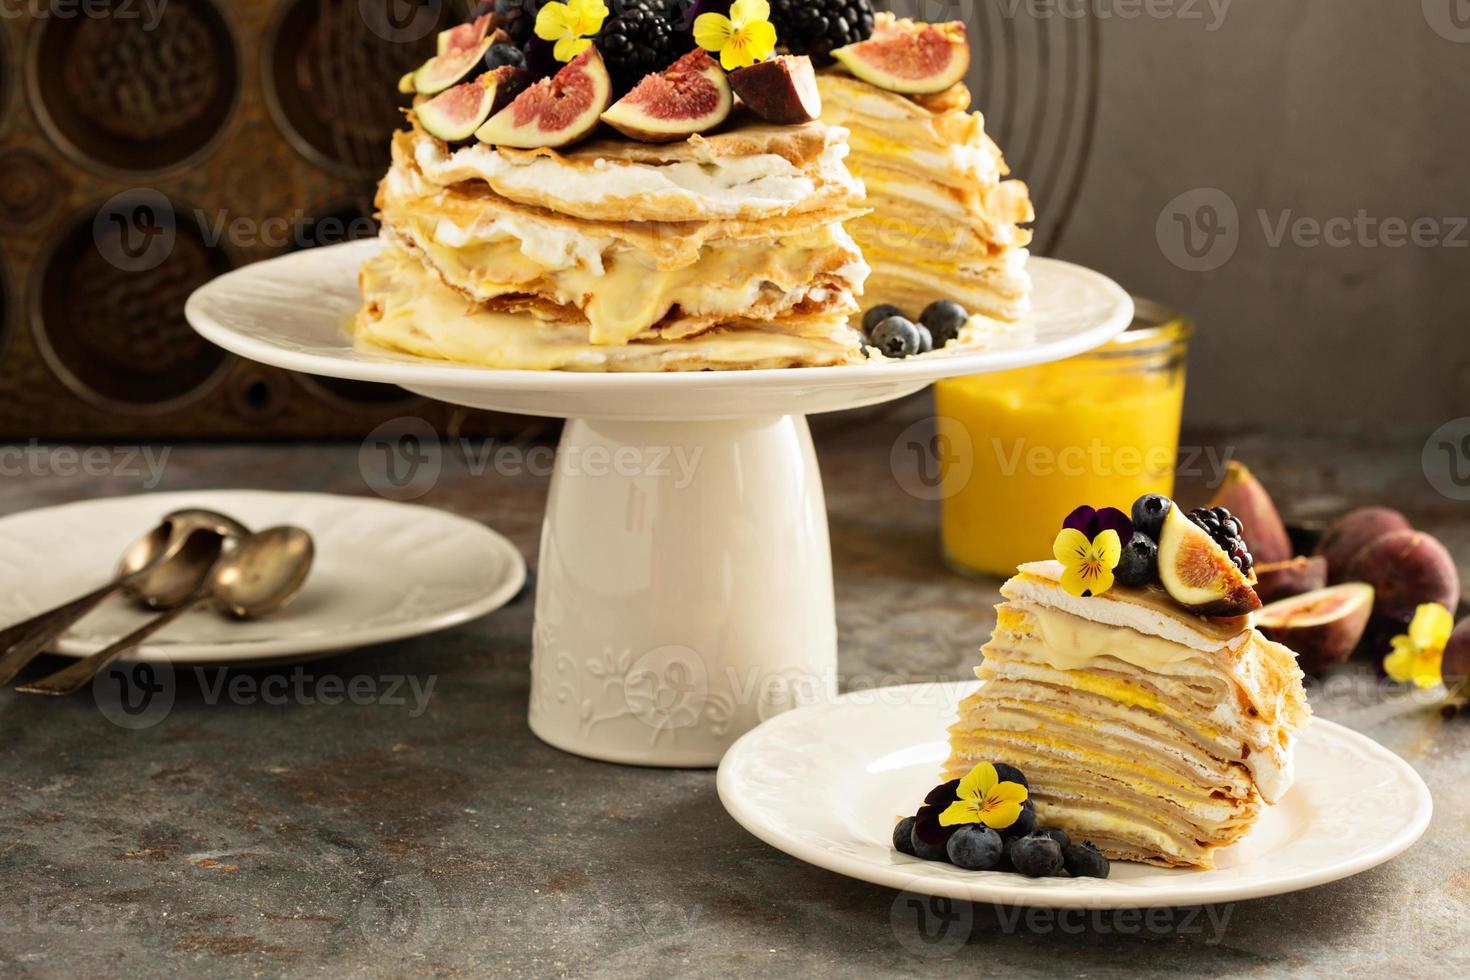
[938, 762, 1029, 830]
[536, 0, 609, 62]
[694, 0, 778, 71]
[1384, 603, 1454, 689]
[1052, 504, 1130, 598]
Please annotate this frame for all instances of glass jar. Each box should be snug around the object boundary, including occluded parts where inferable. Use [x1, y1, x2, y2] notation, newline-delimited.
[935, 298, 1192, 578]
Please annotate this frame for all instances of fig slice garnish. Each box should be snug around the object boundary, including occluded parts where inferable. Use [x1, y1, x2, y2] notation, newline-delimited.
[832, 17, 970, 96]
[601, 50, 732, 143]
[475, 47, 613, 150]
[1157, 505, 1263, 618]
[729, 55, 822, 125]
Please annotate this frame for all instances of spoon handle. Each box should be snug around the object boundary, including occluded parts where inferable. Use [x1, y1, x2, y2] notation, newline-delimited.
[0, 580, 125, 685]
[15, 595, 209, 697]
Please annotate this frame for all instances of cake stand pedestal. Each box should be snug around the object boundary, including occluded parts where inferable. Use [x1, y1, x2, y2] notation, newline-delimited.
[186, 239, 1132, 767]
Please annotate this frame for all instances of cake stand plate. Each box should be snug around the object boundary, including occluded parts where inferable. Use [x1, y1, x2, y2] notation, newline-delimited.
[186, 238, 1132, 767]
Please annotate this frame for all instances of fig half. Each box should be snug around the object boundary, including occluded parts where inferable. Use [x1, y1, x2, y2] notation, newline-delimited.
[437, 12, 494, 55]
[832, 17, 970, 96]
[1157, 505, 1262, 617]
[416, 67, 530, 143]
[1258, 583, 1375, 673]
[413, 36, 496, 96]
[601, 50, 732, 143]
[729, 55, 822, 124]
[476, 47, 613, 149]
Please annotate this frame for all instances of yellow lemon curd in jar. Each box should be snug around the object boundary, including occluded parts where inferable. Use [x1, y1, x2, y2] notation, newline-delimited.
[936, 302, 1191, 578]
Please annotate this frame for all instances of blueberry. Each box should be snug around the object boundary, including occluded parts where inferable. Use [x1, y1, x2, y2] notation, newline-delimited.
[991, 763, 1028, 789]
[869, 316, 922, 359]
[910, 823, 952, 863]
[998, 799, 1037, 839]
[1008, 833, 1065, 878]
[920, 299, 969, 348]
[1131, 494, 1173, 540]
[862, 304, 906, 335]
[893, 816, 918, 856]
[1115, 532, 1159, 588]
[1062, 841, 1111, 879]
[485, 43, 527, 69]
[1034, 826, 1070, 850]
[946, 825, 1005, 871]
[914, 323, 934, 354]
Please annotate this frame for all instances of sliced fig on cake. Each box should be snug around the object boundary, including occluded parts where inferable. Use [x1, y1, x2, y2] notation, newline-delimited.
[415, 67, 530, 143]
[729, 55, 821, 124]
[601, 50, 732, 143]
[832, 18, 970, 96]
[413, 36, 496, 96]
[398, 71, 417, 95]
[437, 12, 494, 55]
[476, 47, 613, 149]
[1157, 505, 1263, 617]
[1258, 583, 1374, 673]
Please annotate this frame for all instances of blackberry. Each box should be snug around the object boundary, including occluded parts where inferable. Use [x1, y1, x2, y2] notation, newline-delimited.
[597, 0, 682, 93]
[772, 0, 876, 65]
[1189, 506, 1255, 575]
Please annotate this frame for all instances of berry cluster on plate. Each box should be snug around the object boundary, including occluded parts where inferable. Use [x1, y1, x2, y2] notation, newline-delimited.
[860, 299, 971, 359]
[892, 762, 1110, 878]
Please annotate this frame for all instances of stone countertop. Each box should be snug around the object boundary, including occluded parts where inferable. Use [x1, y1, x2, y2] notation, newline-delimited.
[0, 416, 1466, 978]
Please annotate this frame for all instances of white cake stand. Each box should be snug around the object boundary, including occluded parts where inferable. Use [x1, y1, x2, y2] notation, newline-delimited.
[186, 238, 1131, 767]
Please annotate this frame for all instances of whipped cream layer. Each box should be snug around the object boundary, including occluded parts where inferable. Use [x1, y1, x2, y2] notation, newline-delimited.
[407, 125, 864, 224]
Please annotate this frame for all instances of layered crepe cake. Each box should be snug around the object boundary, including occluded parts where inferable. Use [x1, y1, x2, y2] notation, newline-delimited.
[358, 117, 870, 371]
[945, 561, 1311, 869]
[817, 15, 1035, 329]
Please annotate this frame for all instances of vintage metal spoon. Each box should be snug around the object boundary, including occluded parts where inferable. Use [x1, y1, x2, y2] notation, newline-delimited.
[17, 526, 315, 696]
[0, 510, 249, 685]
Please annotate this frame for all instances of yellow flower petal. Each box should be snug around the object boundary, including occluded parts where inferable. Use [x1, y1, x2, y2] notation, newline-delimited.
[553, 35, 593, 62]
[977, 800, 1023, 830]
[535, 1, 572, 41]
[1384, 639, 1416, 684]
[738, 19, 777, 63]
[938, 800, 981, 827]
[956, 762, 998, 803]
[730, 0, 770, 26]
[1409, 603, 1454, 651]
[567, 0, 608, 36]
[1092, 528, 1122, 569]
[1053, 527, 1091, 565]
[693, 13, 735, 53]
[989, 781, 1029, 807]
[719, 37, 757, 71]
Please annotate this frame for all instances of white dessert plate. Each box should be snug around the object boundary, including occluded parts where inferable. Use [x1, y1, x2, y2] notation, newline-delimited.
[718, 682, 1432, 909]
[185, 238, 1133, 420]
[0, 491, 526, 665]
